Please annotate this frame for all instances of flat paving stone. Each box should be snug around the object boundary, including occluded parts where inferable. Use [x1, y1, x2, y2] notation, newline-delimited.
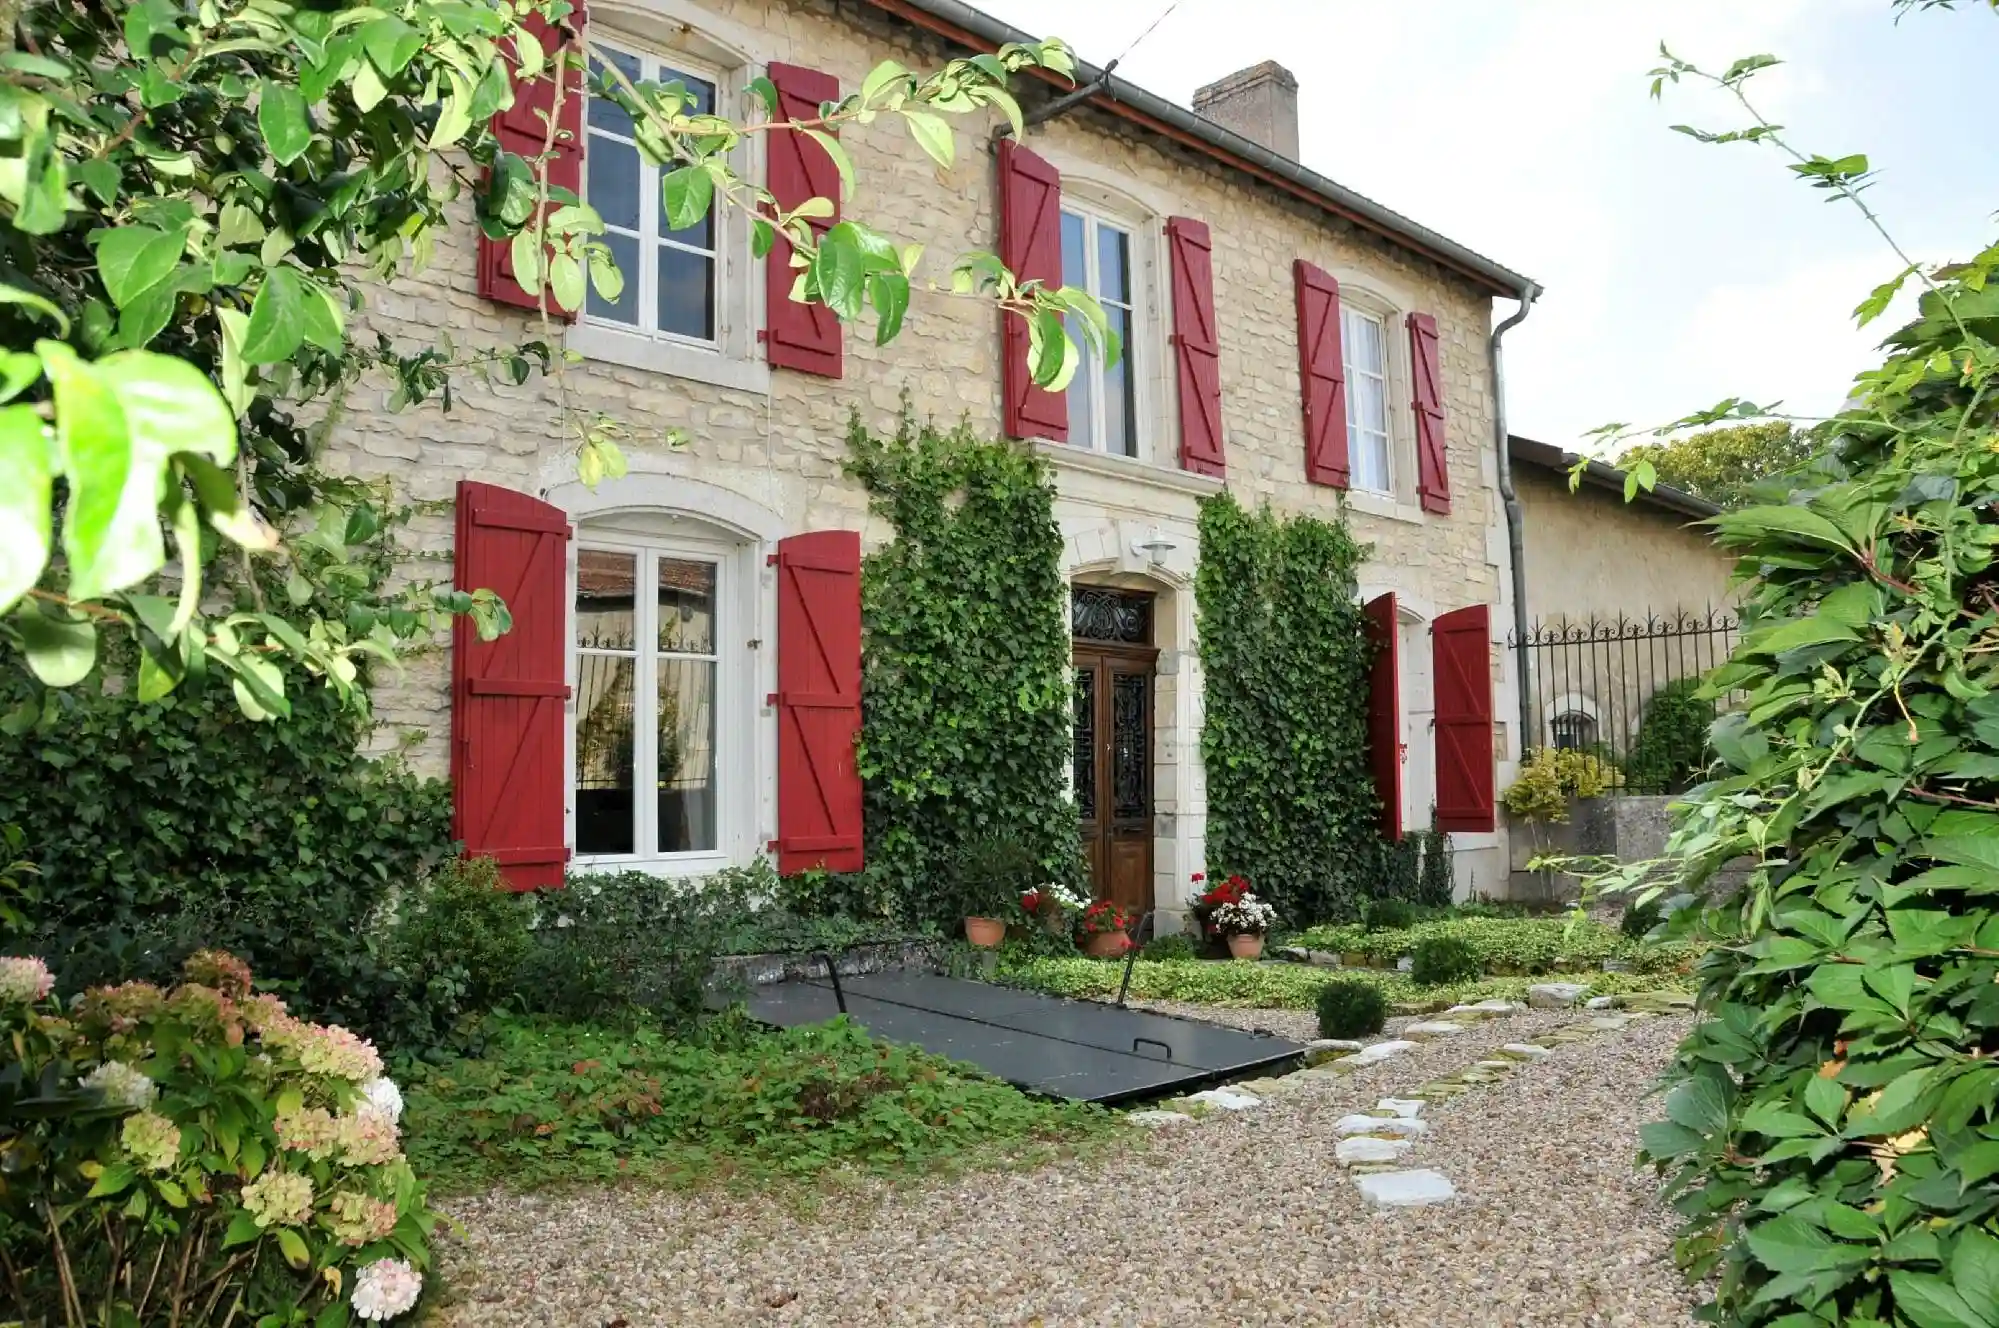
[1355, 1168, 1457, 1208]
[1125, 1110, 1194, 1127]
[1345, 1039, 1418, 1067]
[1335, 1136, 1413, 1166]
[1186, 1087, 1262, 1111]
[1403, 1021, 1469, 1040]
[1334, 1115, 1429, 1138]
[1498, 1043, 1553, 1060]
[1375, 1098, 1426, 1119]
[1528, 982, 1590, 1009]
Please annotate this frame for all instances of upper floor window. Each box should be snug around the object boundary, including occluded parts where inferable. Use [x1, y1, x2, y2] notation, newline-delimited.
[583, 44, 720, 345]
[1344, 306, 1392, 494]
[1061, 208, 1138, 458]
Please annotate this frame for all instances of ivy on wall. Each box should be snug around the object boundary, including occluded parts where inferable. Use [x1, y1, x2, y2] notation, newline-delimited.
[844, 412, 1080, 924]
[1196, 494, 1379, 925]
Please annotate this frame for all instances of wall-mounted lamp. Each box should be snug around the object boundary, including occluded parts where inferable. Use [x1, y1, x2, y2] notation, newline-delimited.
[1134, 527, 1178, 568]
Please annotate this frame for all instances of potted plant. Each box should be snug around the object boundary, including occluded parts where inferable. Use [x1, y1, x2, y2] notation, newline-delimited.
[1189, 872, 1253, 955]
[1076, 898, 1135, 958]
[1020, 880, 1089, 937]
[1209, 891, 1278, 960]
[952, 835, 1039, 948]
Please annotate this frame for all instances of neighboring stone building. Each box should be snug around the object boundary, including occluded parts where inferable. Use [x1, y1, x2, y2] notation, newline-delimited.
[326, 0, 1542, 919]
[1507, 433, 1736, 765]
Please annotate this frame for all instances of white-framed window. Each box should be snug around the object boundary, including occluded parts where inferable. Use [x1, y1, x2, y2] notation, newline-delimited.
[572, 543, 724, 860]
[583, 43, 722, 346]
[1060, 207, 1141, 458]
[1344, 305, 1392, 494]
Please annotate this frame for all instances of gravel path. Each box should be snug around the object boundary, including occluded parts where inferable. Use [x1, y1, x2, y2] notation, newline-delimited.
[428, 1006, 1700, 1328]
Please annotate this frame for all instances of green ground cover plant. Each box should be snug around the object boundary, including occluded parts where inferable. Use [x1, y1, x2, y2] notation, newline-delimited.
[1411, 935, 1483, 986]
[999, 955, 1680, 1011]
[401, 1015, 1114, 1193]
[1291, 914, 1704, 977]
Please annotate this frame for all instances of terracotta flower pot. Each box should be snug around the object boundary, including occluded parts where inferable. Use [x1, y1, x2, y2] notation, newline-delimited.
[1084, 931, 1130, 959]
[964, 916, 1006, 948]
[1227, 934, 1265, 961]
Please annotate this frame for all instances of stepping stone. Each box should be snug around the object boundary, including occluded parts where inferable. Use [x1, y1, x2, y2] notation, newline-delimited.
[1396, 956, 1414, 972]
[1308, 951, 1341, 967]
[1334, 1115, 1428, 1138]
[1587, 1016, 1635, 1033]
[1126, 1110, 1194, 1127]
[1336, 1136, 1412, 1166]
[1585, 995, 1618, 1010]
[1374, 1097, 1426, 1119]
[1345, 1039, 1417, 1067]
[1187, 1087, 1262, 1111]
[1528, 982, 1590, 1009]
[1355, 1169, 1457, 1208]
[1473, 1060, 1516, 1072]
[1304, 1039, 1364, 1067]
[1468, 999, 1526, 1014]
[1403, 1021, 1468, 1040]
[1497, 1043, 1552, 1061]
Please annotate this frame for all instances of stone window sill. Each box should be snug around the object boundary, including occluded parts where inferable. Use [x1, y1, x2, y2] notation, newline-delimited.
[1032, 439, 1226, 499]
[569, 322, 771, 395]
[1343, 488, 1432, 526]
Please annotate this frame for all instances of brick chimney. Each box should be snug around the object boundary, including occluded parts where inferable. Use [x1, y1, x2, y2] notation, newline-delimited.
[1192, 61, 1300, 160]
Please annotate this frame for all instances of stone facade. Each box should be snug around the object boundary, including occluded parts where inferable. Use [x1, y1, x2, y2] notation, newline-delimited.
[323, 0, 1525, 917]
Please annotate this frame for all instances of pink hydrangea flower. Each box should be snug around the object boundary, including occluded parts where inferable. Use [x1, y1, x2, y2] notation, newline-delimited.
[274, 1106, 342, 1161]
[120, 1110, 181, 1172]
[337, 1107, 401, 1167]
[240, 1170, 314, 1228]
[351, 1258, 423, 1321]
[0, 957, 53, 1005]
[327, 1190, 401, 1246]
[267, 1020, 383, 1082]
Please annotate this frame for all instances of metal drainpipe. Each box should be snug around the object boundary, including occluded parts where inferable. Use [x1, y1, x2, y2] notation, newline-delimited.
[1491, 286, 1538, 758]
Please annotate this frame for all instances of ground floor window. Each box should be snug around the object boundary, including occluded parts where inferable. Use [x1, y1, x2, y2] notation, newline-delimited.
[573, 545, 721, 859]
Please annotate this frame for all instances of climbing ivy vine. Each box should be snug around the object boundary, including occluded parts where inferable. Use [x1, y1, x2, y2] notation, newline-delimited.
[1195, 494, 1378, 926]
[845, 411, 1078, 924]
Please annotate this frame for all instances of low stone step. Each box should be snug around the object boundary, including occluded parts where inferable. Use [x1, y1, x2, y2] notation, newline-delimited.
[1355, 1169, 1457, 1208]
[1335, 1136, 1412, 1166]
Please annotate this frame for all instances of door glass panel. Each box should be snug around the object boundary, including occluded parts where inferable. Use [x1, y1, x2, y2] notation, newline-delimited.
[576, 550, 637, 648]
[1072, 667, 1095, 820]
[656, 658, 716, 852]
[574, 655, 636, 855]
[1112, 671, 1148, 820]
[656, 559, 715, 653]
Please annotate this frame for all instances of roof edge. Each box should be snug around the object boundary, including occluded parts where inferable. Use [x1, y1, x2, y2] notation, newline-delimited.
[1508, 434, 1720, 521]
[859, 0, 1541, 302]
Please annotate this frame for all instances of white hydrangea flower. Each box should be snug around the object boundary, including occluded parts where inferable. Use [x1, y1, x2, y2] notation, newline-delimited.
[351, 1258, 423, 1321]
[359, 1076, 404, 1124]
[81, 1061, 158, 1111]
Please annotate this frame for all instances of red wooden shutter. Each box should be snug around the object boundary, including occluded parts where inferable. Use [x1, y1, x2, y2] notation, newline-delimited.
[1410, 311, 1449, 514]
[478, 3, 587, 317]
[1167, 216, 1225, 477]
[1364, 592, 1401, 839]
[1295, 260, 1349, 488]
[774, 530, 864, 874]
[451, 482, 572, 890]
[1433, 604, 1494, 833]
[764, 63, 843, 377]
[999, 139, 1066, 441]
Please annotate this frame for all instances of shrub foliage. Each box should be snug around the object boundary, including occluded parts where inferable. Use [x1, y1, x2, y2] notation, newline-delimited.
[1316, 979, 1387, 1039]
[1196, 495, 1376, 924]
[1623, 677, 1717, 795]
[1410, 935, 1481, 987]
[845, 414, 1081, 925]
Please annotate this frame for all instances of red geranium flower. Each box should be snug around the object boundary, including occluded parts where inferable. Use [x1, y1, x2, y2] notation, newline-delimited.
[1021, 889, 1043, 915]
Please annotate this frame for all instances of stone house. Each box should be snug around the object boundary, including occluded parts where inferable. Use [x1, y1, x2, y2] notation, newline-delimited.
[327, 0, 1543, 921]
[1507, 433, 1736, 766]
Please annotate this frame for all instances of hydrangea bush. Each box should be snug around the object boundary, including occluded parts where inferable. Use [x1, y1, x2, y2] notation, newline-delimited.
[0, 950, 439, 1325]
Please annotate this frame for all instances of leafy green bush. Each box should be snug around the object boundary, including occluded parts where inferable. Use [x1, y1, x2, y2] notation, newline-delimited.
[1365, 897, 1417, 931]
[1619, 896, 1665, 941]
[847, 415, 1084, 927]
[1, 950, 443, 1325]
[388, 856, 534, 1029]
[1501, 746, 1624, 824]
[1141, 931, 1199, 961]
[1197, 494, 1378, 926]
[947, 834, 1039, 921]
[1315, 979, 1387, 1038]
[1416, 827, 1456, 909]
[1295, 914, 1659, 974]
[402, 1014, 1113, 1192]
[1411, 935, 1481, 986]
[1622, 678, 1715, 794]
[0, 669, 454, 1045]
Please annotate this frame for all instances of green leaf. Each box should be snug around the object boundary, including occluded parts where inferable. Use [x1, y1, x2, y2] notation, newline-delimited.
[0, 283, 68, 335]
[1742, 1100, 1822, 1139]
[0, 404, 52, 613]
[351, 59, 388, 113]
[860, 58, 909, 104]
[1951, 1228, 1999, 1319]
[812, 228, 865, 320]
[1710, 503, 1855, 554]
[85, 1163, 137, 1199]
[510, 227, 544, 296]
[429, 70, 475, 149]
[301, 280, 345, 353]
[1889, 1271, 1988, 1328]
[92, 227, 185, 309]
[75, 158, 121, 207]
[868, 271, 909, 345]
[661, 166, 714, 233]
[243, 267, 307, 364]
[804, 129, 852, 200]
[272, 1224, 309, 1268]
[747, 75, 778, 117]
[360, 15, 425, 76]
[257, 79, 313, 166]
[136, 641, 182, 701]
[902, 110, 954, 168]
[547, 255, 584, 312]
[114, 283, 177, 351]
[14, 606, 97, 687]
[38, 341, 132, 603]
[0, 352, 42, 405]
[1745, 1213, 1861, 1276]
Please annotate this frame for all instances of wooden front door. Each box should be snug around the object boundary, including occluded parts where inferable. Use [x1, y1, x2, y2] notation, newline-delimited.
[1071, 588, 1157, 917]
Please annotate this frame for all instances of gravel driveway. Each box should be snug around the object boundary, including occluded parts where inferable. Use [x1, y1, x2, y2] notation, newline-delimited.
[427, 1005, 1700, 1328]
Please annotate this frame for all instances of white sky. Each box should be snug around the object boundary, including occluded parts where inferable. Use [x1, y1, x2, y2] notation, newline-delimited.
[972, 0, 1999, 453]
